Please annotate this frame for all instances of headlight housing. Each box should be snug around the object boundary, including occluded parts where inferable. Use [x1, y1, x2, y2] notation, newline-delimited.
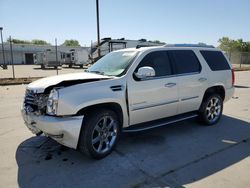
[46, 89, 59, 115]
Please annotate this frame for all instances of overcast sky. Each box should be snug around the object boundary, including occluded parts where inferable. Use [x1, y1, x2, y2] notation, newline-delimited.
[1, 0, 250, 46]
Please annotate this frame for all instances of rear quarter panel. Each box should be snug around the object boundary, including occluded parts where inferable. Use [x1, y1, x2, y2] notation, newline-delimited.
[196, 49, 234, 102]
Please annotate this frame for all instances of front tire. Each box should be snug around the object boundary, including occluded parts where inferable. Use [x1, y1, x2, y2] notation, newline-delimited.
[198, 94, 223, 125]
[78, 109, 121, 159]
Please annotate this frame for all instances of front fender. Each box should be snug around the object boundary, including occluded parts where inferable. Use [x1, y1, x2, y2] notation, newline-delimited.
[75, 99, 129, 128]
[56, 79, 129, 128]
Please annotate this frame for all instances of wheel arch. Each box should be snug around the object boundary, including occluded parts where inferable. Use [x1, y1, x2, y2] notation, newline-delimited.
[202, 85, 226, 104]
[76, 102, 124, 127]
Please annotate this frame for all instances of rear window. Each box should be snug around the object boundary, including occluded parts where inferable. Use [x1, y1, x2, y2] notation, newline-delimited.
[169, 50, 201, 74]
[200, 50, 230, 71]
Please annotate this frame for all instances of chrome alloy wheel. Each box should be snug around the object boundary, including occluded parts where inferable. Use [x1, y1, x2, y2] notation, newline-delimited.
[91, 116, 118, 154]
[206, 97, 222, 123]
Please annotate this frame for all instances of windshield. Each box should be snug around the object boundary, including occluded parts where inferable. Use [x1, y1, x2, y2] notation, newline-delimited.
[87, 51, 138, 76]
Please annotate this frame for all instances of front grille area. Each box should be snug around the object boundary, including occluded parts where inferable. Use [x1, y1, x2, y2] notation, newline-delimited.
[24, 89, 37, 113]
[24, 89, 48, 114]
[24, 89, 36, 106]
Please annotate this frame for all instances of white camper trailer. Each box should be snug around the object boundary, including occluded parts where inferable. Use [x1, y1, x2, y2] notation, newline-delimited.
[68, 49, 89, 68]
[62, 52, 72, 67]
[90, 38, 165, 62]
[34, 50, 65, 69]
[33, 52, 44, 67]
[41, 50, 65, 69]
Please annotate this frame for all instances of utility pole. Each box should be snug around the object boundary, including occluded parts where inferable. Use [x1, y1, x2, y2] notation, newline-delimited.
[96, 0, 101, 59]
[90, 40, 93, 63]
[9, 36, 15, 78]
[55, 38, 58, 75]
[0, 27, 7, 69]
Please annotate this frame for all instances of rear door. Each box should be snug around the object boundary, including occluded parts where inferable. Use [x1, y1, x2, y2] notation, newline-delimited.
[127, 50, 179, 125]
[169, 50, 208, 114]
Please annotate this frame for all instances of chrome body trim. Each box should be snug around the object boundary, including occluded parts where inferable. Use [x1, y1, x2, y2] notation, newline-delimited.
[131, 100, 179, 111]
[123, 114, 198, 132]
[139, 72, 201, 81]
[181, 96, 199, 101]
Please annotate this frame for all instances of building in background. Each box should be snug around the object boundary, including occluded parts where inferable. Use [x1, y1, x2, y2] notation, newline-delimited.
[0, 43, 89, 65]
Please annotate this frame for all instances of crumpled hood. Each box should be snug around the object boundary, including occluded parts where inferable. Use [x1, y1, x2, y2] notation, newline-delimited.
[27, 72, 111, 93]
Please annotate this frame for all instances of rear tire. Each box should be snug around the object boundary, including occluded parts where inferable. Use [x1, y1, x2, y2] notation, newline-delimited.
[198, 94, 223, 125]
[78, 109, 121, 159]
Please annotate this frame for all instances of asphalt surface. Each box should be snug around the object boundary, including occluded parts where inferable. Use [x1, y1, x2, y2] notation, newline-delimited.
[0, 71, 250, 188]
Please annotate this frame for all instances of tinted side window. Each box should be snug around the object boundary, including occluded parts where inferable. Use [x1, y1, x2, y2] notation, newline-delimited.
[170, 50, 201, 74]
[136, 51, 172, 77]
[200, 50, 230, 71]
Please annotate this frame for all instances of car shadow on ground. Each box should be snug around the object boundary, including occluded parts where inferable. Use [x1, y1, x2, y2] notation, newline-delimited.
[16, 115, 250, 188]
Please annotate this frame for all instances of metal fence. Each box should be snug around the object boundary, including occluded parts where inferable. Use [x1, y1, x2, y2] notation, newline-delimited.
[226, 52, 250, 68]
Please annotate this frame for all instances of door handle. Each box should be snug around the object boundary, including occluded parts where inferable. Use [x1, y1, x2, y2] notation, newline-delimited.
[165, 83, 176, 88]
[198, 77, 207, 82]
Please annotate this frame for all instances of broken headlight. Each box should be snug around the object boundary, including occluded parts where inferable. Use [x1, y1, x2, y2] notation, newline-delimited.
[46, 89, 59, 115]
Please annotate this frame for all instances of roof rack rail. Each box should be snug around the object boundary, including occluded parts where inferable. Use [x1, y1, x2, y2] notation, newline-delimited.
[164, 44, 215, 48]
[136, 44, 160, 49]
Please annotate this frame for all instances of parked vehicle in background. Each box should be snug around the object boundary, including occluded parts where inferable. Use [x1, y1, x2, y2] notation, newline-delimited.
[62, 52, 72, 67]
[67, 49, 89, 68]
[33, 52, 44, 67]
[33, 50, 66, 69]
[41, 50, 64, 69]
[21, 44, 234, 159]
[90, 38, 164, 62]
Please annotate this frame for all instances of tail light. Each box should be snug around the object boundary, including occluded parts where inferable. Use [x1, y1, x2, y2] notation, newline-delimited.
[231, 69, 235, 86]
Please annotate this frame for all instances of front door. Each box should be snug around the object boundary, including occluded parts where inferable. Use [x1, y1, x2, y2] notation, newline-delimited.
[127, 50, 179, 125]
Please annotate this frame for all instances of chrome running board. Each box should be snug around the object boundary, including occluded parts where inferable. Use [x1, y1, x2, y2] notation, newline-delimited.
[123, 112, 198, 133]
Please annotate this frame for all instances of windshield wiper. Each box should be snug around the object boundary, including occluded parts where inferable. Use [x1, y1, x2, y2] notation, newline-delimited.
[86, 70, 106, 75]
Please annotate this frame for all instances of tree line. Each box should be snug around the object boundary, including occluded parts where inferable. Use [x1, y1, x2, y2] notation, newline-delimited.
[4, 37, 250, 51]
[218, 37, 250, 52]
[5, 39, 81, 47]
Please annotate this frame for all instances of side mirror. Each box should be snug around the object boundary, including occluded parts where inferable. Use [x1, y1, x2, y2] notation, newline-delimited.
[135, 66, 155, 79]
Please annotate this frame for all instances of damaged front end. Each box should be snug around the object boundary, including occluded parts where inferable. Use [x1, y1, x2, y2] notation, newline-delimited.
[23, 89, 49, 116]
[21, 72, 113, 148]
[22, 86, 83, 148]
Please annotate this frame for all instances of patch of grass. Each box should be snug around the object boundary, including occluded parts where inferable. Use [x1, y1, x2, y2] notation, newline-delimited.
[0, 77, 43, 85]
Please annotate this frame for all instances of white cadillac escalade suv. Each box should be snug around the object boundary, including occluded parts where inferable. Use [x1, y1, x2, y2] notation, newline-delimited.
[22, 44, 235, 159]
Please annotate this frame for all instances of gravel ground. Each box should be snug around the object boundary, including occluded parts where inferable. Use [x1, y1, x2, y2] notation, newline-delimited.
[0, 65, 87, 79]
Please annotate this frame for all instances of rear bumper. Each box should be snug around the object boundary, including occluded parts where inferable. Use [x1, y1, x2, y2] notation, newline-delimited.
[21, 109, 83, 149]
[224, 86, 235, 103]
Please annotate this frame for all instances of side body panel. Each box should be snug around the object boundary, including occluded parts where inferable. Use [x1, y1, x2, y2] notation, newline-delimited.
[176, 49, 209, 114]
[126, 49, 179, 125]
[197, 49, 234, 103]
